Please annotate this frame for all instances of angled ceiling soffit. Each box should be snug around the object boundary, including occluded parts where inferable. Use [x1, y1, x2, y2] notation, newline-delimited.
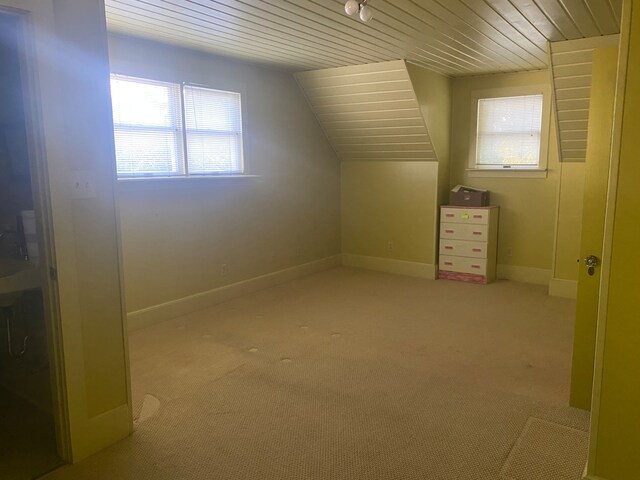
[295, 60, 438, 163]
[549, 34, 619, 163]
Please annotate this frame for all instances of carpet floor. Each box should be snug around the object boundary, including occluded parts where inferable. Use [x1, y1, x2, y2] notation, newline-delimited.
[44, 267, 589, 480]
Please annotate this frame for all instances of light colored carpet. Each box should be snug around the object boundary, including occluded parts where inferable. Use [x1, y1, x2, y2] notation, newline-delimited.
[500, 417, 589, 480]
[44, 267, 589, 480]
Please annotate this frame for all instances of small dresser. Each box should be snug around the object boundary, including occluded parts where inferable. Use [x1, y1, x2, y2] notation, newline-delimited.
[438, 206, 499, 284]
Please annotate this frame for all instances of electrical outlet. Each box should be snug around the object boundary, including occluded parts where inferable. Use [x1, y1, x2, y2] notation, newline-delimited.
[507, 247, 513, 257]
[387, 241, 394, 252]
[70, 170, 97, 199]
[220, 264, 228, 276]
[296, 247, 301, 258]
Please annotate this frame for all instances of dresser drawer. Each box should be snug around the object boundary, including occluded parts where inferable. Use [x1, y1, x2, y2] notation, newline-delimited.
[441, 207, 490, 225]
[439, 239, 487, 258]
[439, 255, 487, 275]
[440, 223, 489, 242]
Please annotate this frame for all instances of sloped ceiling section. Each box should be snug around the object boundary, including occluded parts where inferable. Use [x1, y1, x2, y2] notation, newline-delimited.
[295, 60, 437, 162]
[550, 34, 619, 162]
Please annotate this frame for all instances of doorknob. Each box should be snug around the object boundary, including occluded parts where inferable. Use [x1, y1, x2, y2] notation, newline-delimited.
[584, 255, 600, 276]
[584, 255, 600, 267]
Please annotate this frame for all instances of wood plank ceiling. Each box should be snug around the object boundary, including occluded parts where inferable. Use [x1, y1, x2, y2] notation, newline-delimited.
[105, 0, 622, 76]
[296, 60, 438, 162]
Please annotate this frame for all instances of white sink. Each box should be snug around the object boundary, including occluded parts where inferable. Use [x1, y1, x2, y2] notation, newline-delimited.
[0, 258, 41, 307]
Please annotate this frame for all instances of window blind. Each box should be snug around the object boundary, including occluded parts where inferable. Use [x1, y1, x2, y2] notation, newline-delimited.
[183, 85, 243, 174]
[475, 94, 543, 167]
[111, 75, 184, 176]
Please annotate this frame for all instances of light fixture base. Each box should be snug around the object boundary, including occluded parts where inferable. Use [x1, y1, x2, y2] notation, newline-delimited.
[344, 0, 373, 23]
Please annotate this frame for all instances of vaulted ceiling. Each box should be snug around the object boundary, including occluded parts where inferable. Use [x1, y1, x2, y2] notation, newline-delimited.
[105, 0, 622, 76]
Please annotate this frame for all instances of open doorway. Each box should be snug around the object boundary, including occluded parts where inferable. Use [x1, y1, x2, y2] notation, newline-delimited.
[0, 10, 64, 479]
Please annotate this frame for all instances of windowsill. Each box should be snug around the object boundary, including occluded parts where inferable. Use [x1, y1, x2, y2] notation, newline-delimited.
[116, 174, 261, 190]
[466, 168, 548, 179]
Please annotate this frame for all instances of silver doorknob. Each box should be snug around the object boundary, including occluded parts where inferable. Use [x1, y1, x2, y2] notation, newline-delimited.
[584, 255, 599, 276]
[584, 255, 600, 267]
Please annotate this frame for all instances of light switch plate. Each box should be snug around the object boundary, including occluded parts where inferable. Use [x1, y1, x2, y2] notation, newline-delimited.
[70, 170, 97, 199]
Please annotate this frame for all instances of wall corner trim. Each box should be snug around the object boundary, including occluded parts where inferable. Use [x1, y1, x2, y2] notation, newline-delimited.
[549, 278, 578, 299]
[496, 264, 552, 286]
[126, 255, 341, 331]
[342, 253, 436, 279]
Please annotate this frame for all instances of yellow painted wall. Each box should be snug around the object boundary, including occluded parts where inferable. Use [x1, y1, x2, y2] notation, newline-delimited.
[450, 71, 561, 280]
[553, 163, 585, 281]
[341, 161, 438, 264]
[340, 67, 451, 272]
[593, 0, 640, 476]
[108, 35, 341, 314]
[407, 64, 452, 206]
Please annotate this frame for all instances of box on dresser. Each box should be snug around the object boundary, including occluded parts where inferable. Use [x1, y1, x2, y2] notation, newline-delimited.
[449, 185, 490, 207]
[438, 205, 499, 284]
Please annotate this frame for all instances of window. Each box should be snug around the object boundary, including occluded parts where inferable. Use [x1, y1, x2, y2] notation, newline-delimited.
[469, 85, 550, 177]
[183, 85, 243, 175]
[110, 74, 244, 177]
[111, 76, 184, 176]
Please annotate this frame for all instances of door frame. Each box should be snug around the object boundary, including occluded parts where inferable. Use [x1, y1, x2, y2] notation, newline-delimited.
[585, 0, 633, 476]
[0, 0, 71, 461]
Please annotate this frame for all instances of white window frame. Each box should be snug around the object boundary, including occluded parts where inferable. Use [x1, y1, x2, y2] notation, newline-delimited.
[110, 74, 248, 180]
[468, 84, 551, 178]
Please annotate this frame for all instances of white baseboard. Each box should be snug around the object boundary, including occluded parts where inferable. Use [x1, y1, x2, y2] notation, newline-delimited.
[582, 475, 607, 480]
[126, 255, 341, 331]
[549, 278, 578, 299]
[342, 253, 436, 280]
[497, 264, 552, 285]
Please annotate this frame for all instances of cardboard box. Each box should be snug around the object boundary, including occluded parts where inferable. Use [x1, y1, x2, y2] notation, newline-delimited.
[449, 185, 490, 207]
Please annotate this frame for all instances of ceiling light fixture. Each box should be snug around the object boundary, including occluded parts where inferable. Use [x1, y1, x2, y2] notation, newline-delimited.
[344, 0, 374, 23]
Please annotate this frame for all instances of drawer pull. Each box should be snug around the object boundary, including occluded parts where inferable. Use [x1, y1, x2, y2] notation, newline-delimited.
[473, 215, 483, 219]
[472, 248, 482, 252]
[445, 229, 454, 234]
[444, 262, 453, 266]
[445, 246, 454, 250]
[472, 231, 482, 235]
[445, 214, 454, 217]
[471, 265, 481, 269]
